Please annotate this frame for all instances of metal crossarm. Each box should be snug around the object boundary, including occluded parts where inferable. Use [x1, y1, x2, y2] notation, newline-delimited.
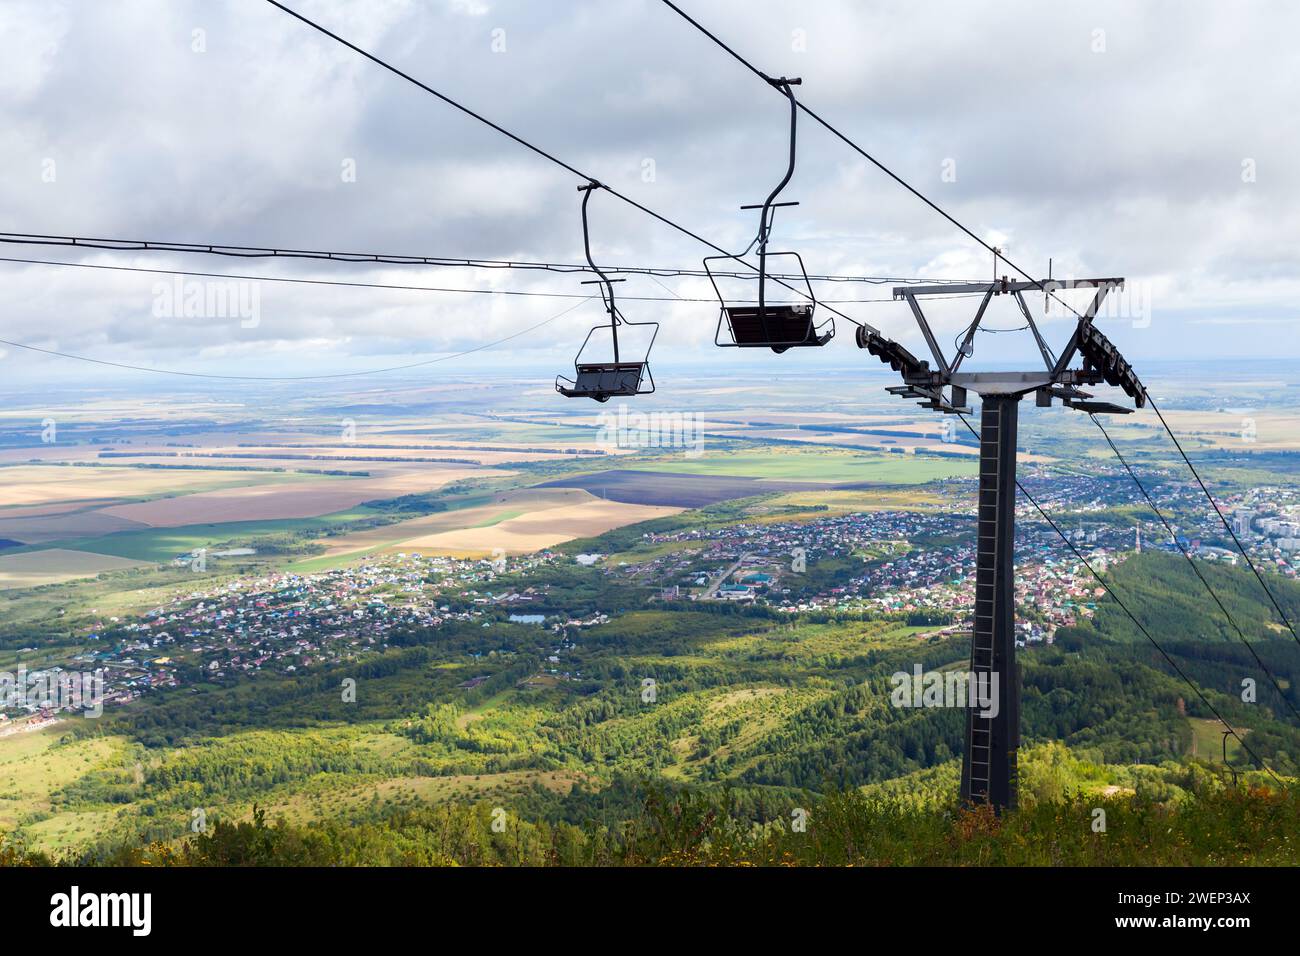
[875, 276, 1142, 415]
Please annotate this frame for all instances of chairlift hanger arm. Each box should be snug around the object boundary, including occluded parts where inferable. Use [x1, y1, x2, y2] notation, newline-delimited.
[559, 182, 660, 402]
[579, 182, 618, 321]
[754, 78, 800, 219]
[753, 77, 802, 324]
[577, 182, 623, 361]
[577, 182, 616, 293]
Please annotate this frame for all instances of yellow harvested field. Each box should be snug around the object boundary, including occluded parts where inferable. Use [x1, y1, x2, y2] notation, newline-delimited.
[0, 465, 265, 508]
[1139, 408, 1300, 450]
[185, 444, 608, 465]
[312, 487, 581, 558]
[0, 548, 149, 589]
[313, 487, 674, 560]
[98, 467, 505, 528]
[386, 494, 681, 557]
[765, 488, 947, 513]
[133, 448, 594, 467]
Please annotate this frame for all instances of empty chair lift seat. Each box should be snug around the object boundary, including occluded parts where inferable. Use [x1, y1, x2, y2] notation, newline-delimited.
[724, 303, 830, 352]
[556, 361, 648, 402]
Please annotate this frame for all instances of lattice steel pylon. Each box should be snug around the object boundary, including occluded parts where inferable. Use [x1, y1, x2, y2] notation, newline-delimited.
[859, 275, 1147, 811]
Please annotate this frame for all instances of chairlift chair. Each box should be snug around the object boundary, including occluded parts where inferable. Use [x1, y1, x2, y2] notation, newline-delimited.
[704, 76, 833, 353]
[556, 183, 658, 402]
[556, 341, 655, 403]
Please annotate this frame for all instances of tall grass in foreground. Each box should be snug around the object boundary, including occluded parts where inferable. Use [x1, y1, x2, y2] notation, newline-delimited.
[3, 781, 1296, 867]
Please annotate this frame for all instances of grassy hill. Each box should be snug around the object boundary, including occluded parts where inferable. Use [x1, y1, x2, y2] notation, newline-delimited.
[3, 513, 1300, 865]
[6, 743, 1295, 866]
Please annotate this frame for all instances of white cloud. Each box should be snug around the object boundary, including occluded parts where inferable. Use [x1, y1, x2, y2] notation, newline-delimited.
[0, 0, 1296, 384]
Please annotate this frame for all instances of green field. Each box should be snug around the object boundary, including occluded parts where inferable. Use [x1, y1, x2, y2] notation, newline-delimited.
[0, 724, 127, 852]
[469, 509, 525, 529]
[1188, 716, 1242, 763]
[285, 547, 387, 574]
[30, 507, 382, 563]
[641, 449, 972, 484]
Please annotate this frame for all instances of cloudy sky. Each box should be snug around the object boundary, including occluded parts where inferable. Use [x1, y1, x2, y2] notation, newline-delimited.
[1, 0, 1297, 385]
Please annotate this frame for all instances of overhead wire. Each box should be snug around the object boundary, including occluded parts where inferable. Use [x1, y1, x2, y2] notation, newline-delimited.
[4, 0, 1286, 780]
[1147, 395, 1300, 651]
[657, 0, 1096, 328]
[0, 232, 967, 286]
[0, 297, 595, 381]
[661, 0, 1295, 776]
[656, 1, 1300, 668]
[955, 413, 1282, 782]
[1091, 413, 1300, 723]
[262, 0, 873, 332]
[0, 255, 974, 306]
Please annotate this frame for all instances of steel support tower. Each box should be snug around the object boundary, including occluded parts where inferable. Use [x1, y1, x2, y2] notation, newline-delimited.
[963, 393, 1020, 807]
[858, 276, 1146, 812]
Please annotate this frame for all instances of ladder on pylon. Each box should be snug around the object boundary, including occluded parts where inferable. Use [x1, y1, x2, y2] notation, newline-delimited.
[961, 395, 1019, 810]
